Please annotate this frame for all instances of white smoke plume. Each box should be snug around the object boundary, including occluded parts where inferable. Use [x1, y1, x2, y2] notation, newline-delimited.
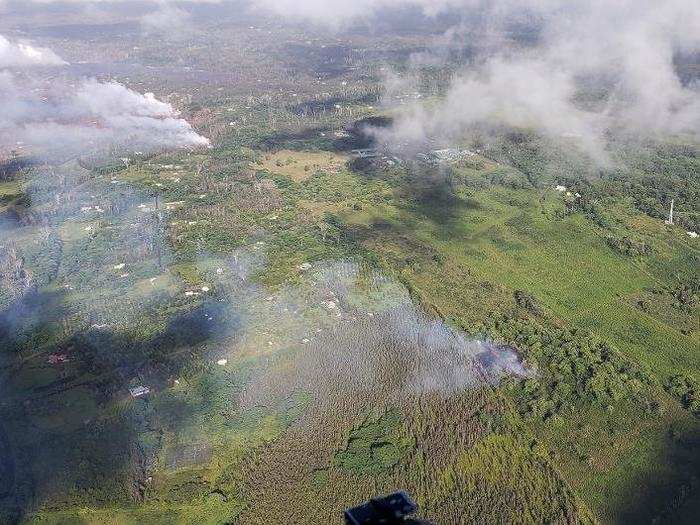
[0, 33, 209, 158]
[210, 255, 533, 410]
[0, 73, 210, 157]
[372, 1, 700, 155]
[4, 1, 698, 154]
[0, 34, 66, 67]
[141, 1, 192, 35]
[378, 57, 606, 156]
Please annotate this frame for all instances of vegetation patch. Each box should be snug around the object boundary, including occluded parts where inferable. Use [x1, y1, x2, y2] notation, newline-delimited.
[432, 433, 595, 524]
[666, 374, 700, 417]
[334, 411, 413, 474]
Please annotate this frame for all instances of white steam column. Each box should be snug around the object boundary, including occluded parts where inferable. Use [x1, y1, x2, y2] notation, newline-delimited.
[665, 199, 674, 226]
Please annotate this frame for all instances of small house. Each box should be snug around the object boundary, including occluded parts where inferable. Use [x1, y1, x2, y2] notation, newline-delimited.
[129, 386, 151, 398]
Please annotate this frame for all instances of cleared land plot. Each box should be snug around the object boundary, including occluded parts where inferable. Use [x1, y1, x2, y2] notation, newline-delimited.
[259, 150, 347, 182]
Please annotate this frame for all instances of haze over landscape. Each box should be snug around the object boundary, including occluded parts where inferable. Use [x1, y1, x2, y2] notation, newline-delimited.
[0, 1, 698, 524]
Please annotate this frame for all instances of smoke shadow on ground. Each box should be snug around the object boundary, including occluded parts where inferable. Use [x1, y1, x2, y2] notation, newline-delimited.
[0, 289, 67, 356]
[255, 116, 392, 153]
[0, 145, 237, 521]
[398, 166, 476, 225]
[335, 116, 394, 152]
[0, 158, 35, 180]
[348, 156, 479, 228]
[0, 288, 68, 523]
[0, 296, 233, 524]
[615, 423, 700, 523]
[20, 22, 141, 41]
[289, 93, 380, 118]
[255, 127, 334, 151]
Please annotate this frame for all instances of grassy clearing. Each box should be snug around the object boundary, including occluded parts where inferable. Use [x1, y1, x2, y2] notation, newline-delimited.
[258, 150, 347, 182]
[0, 180, 21, 199]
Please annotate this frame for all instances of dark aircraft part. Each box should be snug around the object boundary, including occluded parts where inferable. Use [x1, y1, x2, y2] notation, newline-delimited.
[344, 491, 433, 525]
